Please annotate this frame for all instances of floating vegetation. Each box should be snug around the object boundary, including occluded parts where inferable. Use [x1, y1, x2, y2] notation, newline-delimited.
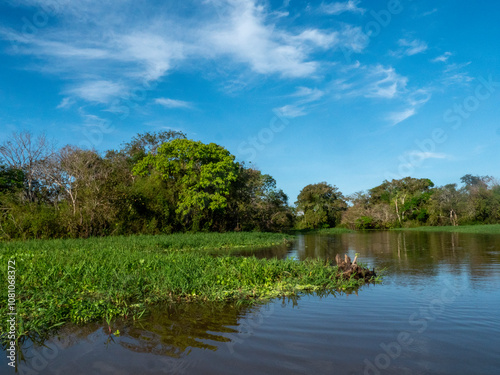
[0, 232, 379, 344]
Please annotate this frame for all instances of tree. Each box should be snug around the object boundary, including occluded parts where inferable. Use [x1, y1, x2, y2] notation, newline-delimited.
[0, 131, 54, 202]
[116, 130, 186, 164]
[295, 182, 347, 229]
[133, 139, 239, 231]
[460, 174, 492, 191]
[227, 167, 293, 232]
[428, 184, 462, 226]
[369, 177, 434, 226]
[459, 174, 499, 224]
[0, 165, 24, 194]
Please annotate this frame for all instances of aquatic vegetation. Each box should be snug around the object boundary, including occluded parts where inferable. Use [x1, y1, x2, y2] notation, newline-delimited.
[0, 232, 376, 344]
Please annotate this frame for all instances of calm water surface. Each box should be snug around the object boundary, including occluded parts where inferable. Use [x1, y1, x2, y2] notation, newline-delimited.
[5, 231, 500, 375]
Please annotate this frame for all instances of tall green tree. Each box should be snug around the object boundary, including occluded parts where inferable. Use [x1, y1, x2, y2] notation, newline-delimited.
[369, 177, 434, 225]
[227, 167, 293, 232]
[295, 182, 347, 229]
[133, 139, 239, 231]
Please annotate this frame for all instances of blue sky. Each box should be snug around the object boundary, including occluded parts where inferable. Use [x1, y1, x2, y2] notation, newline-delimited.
[1, 0, 499, 202]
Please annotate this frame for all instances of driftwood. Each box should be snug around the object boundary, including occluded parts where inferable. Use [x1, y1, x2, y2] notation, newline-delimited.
[334, 254, 376, 281]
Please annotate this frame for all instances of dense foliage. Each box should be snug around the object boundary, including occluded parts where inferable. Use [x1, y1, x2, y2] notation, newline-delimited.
[295, 182, 347, 229]
[0, 131, 293, 239]
[0, 131, 498, 239]
[342, 175, 500, 229]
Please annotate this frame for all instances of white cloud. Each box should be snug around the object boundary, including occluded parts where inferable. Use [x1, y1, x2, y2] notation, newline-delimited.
[320, 0, 365, 15]
[407, 89, 431, 107]
[292, 29, 338, 49]
[363, 65, 408, 98]
[204, 0, 319, 78]
[393, 39, 428, 57]
[333, 64, 408, 99]
[442, 62, 473, 85]
[275, 86, 325, 118]
[291, 87, 325, 103]
[68, 80, 126, 103]
[56, 97, 74, 109]
[155, 98, 193, 109]
[387, 108, 416, 126]
[1, 0, 373, 94]
[274, 104, 306, 118]
[407, 151, 448, 160]
[431, 52, 452, 63]
[119, 33, 186, 81]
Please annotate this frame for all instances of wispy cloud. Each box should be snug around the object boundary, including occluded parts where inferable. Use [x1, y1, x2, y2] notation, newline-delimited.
[394, 38, 428, 57]
[155, 98, 193, 109]
[320, 0, 366, 15]
[333, 64, 408, 99]
[274, 104, 306, 118]
[291, 87, 325, 103]
[386, 88, 431, 126]
[431, 51, 452, 63]
[387, 108, 416, 126]
[442, 62, 473, 85]
[68, 80, 127, 103]
[56, 97, 74, 109]
[363, 65, 408, 98]
[407, 151, 448, 160]
[0, 0, 373, 106]
[274, 86, 325, 118]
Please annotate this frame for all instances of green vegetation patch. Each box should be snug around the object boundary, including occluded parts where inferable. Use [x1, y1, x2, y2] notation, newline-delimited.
[0, 232, 373, 343]
[310, 227, 356, 234]
[391, 224, 500, 234]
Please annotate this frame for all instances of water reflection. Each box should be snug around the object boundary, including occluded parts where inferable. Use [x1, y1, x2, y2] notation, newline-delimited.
[288, 231, 500, 286]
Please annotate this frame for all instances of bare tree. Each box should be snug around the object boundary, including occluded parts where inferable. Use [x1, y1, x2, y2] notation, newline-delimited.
[36, 145, 110, 215]
[0, 131, 54, 202]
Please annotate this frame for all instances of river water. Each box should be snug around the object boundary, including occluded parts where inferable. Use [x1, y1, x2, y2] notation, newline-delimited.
[6, 231, 500, 375]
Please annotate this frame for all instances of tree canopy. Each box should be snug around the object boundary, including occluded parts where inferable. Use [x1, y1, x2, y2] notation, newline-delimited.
[0, 130, 498, 240]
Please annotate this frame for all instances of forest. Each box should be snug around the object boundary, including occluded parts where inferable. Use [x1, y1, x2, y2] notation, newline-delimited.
[0, 130, 499, 240]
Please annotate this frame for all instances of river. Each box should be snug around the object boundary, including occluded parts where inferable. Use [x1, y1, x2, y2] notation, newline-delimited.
[6, 231, 500, 375]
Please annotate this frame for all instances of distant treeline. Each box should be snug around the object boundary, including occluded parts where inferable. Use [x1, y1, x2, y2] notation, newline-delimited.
[0, 131, 498, 240]
[341, 175, 500, 229]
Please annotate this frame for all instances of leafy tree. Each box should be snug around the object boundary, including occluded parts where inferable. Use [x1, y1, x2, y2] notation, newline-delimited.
[295, 182, 347, 229]
[460, 174, 492, 191]
[133, 139, 239, 231]
[369, 177, 434, 226]
[115, 130, 186, 164]
[428, 184, 462, 226]
[227, 167, 293, 232]
[0, 165, 24, 194]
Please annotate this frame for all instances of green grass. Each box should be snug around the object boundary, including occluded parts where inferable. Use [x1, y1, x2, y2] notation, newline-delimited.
[391, 224, 500, 234]
[0, 232, 375, 344]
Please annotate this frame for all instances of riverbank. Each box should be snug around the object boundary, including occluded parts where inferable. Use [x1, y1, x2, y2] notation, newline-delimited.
[392, 224, 500, 234]
[0, 232, 375, 343]
[292, 228, 356, 235]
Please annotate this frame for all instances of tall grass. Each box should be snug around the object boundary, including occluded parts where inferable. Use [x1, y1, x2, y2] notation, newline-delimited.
[0, 232, 374, 344]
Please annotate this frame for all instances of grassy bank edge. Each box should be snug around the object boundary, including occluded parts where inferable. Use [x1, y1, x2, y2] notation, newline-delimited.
[292, 227, 356, 235]
[390, 224, 500, 234]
